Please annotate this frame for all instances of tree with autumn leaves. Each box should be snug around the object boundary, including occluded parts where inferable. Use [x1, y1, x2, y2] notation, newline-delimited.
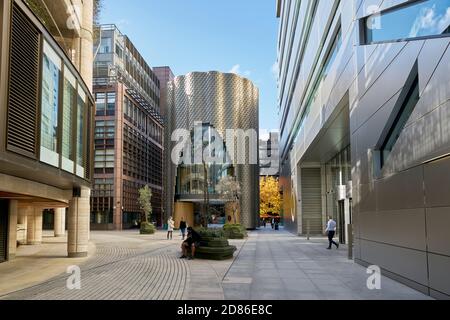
[260, 177, 282, 218]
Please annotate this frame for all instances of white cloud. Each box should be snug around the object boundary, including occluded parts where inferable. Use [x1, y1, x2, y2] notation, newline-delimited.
[410, 5, 450, 38]
[438, 8, 450, 32]
[229, 64, 251, 77]
[229, 64, 241, 74]
[271, 61, 278, 80]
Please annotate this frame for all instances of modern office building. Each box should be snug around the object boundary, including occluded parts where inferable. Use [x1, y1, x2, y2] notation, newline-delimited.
[276, 0, 450, 298]
[165, 71, 260, 229]
[154, 66, 175, 118]
[0, 0, 95, 262]
[260, 131, 280, 177]
[91, 24, 164, 229]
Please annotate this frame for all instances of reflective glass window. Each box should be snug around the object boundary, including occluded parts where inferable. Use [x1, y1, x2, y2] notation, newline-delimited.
[365, 0, 450, 44]
[40, 41, 61, 167]
[62, 66, 77, 173]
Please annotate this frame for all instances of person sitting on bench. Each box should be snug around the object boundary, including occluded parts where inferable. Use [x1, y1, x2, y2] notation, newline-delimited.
[180, 227, 201, 260]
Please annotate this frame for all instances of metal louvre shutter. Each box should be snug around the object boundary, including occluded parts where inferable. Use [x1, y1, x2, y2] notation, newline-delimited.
[6, 3, 41, 158]
[301, 168, 323, 235]
[0, 201, 9, 263]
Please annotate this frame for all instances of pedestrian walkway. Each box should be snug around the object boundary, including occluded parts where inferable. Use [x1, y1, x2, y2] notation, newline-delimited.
[0, 228, 431, 300]
[222, 228, 432, 300]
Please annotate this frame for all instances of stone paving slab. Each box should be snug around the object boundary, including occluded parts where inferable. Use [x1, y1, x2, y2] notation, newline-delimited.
[0, 228, 433, 300]
[222, 228, 433, 300]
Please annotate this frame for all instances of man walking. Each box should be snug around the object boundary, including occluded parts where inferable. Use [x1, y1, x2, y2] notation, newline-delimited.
[326, 216, 339, 250]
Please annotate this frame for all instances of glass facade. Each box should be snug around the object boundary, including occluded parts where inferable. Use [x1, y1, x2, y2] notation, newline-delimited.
[365, 0, 450, 44]
[61, 67, 76, 173]
[36, 40, 92, 179]
[293, 26, 343, 144]
[76, 87, 86, 178]
[40, 41, 61, 167]
[175, 124, 234, 197]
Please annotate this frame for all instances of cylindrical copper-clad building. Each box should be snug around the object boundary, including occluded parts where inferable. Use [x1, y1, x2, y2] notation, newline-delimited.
[164, 71, 259, 229]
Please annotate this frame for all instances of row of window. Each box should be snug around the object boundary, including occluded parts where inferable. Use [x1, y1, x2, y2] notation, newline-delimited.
[94, 148, 115, 169]
[95, 92, 116, 116]
[95, 120, 115, 140]
[123, 123, 163, 186]
[292, 24, 343, 145]
[122, 180, 162, 219]
[283, 0, 450, 162]
[40, 40, 90, 178]
[124, 96, 163, 144]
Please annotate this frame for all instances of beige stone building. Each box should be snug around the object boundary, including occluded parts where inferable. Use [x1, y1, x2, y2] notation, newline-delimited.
[0, 0, 95, 262]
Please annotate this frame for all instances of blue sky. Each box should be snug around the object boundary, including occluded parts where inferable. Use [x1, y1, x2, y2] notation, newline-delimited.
[100, 0, 280, 132]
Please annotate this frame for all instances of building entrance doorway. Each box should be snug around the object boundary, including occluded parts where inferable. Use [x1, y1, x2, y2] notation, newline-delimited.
[0, 200, 9, 263]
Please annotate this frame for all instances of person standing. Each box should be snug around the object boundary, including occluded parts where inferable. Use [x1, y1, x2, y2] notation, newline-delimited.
[179, 218, 187, 240]
[326, 216, 339, 249]
[167, 216, 174, 240]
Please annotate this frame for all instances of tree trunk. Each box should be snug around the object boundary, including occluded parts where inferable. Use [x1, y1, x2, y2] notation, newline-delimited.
[202, 162, 209, 228]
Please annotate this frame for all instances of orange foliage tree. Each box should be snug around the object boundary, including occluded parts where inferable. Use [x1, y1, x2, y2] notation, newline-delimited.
[260, 177, 282, 218]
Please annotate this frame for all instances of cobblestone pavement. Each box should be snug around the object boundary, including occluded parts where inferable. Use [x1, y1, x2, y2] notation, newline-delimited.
[0, 231, 189, 300]
[0, 229, 433, 300]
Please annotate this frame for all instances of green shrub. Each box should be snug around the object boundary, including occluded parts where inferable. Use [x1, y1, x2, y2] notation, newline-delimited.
[195, 227, 225, 239]
[140, 222, 155, 234]
[223, 224, 247, 239]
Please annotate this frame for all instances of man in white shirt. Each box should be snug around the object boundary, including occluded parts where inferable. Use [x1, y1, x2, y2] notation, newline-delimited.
[325, 216, 339, 250]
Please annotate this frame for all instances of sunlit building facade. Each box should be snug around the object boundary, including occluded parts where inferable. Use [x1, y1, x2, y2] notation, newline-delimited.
[91, 25, 164, 229]
[165, 71, 259, 229]
[277, 0, 450, 298]
[0, 0, 95, 262]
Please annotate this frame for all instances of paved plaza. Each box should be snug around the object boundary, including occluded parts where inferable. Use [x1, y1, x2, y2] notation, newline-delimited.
[0, 228, 431, 300]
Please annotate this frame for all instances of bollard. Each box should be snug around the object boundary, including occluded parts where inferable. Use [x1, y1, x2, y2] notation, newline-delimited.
[307, 220, 310, 241]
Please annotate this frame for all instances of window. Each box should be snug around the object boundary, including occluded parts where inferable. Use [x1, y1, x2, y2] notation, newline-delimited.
[99, 37, 112, 54]
[40, 41, 61, 167]
[106, 92, 116, 115]
[364, 0, 450, 44]
[380, 65, 420, 168]
[115, 44, 123, 58]
[62, 67, 76, 173]
[76, 87, 87, 178]
[293, 25, 342, 144]
[95, 92, 106, 115]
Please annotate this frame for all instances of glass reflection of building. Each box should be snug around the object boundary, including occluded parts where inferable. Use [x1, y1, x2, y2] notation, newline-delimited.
[176, 124, 234, 198]
[38, 40, 91, 179]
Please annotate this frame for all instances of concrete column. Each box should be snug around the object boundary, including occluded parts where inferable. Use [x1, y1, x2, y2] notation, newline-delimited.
[17, 206, 30, 245]
[27, 207, 43, 245]
[8, 200, 18, 260]
[54, 208, 66, 237]
[67, 187, 90, 258]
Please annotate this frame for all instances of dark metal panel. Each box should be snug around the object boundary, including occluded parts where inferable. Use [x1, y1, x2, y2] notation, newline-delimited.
[6, 2, 41, 158]
[301, 167, 323, 234]
[0, 200, 9, 263]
